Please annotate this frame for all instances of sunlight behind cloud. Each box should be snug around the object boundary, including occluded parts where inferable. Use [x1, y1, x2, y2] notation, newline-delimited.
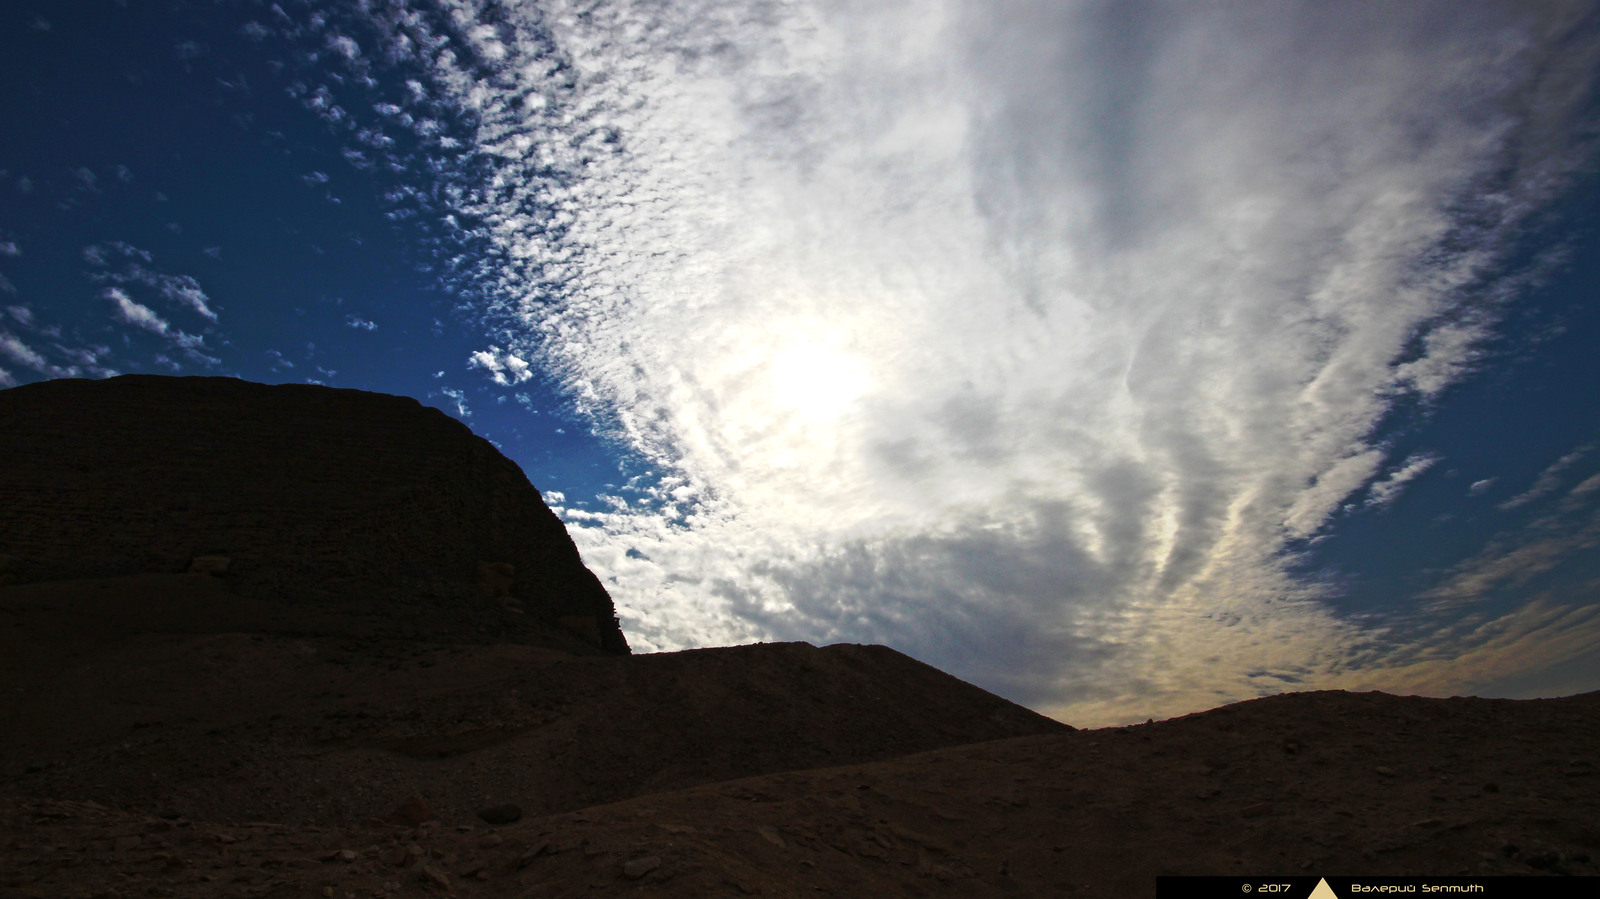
[766, 337, 871, 427]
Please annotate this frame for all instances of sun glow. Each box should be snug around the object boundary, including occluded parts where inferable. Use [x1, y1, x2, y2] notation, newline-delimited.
[766, 338, 872, 424]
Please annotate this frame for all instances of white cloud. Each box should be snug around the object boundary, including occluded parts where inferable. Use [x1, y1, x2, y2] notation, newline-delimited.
[154, 273, 218, 322]
[0, 240, 19, 257]
[328, 34, 361, 61]
[365, 0, 1600, 720]
[0, 330, 48, 371]
[0, 329, 95, 379]
[0, 365, 13, 387]
[1365, 452, 1441, 510]
[85, 244, 218, 321]
[106, 287, 170, 333]
[468, 346, 534, 385]
[104, 287, 216, 364]
[437, 386, 471, 418]
[345, 315, 378, 330]
[1470, 478, 1497, 496]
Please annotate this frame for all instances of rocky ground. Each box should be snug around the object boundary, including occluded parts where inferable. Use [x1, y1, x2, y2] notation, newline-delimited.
[4, 574, 1598, 898]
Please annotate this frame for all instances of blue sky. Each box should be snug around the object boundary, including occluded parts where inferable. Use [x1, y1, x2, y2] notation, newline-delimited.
[3, 0, 1599, 725]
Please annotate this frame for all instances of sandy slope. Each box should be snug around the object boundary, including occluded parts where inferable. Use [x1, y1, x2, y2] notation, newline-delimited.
[3, 574, 1597, 898]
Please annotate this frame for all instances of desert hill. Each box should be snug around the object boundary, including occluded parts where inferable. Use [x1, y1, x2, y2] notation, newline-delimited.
[2, 376, 1596, 897]
[0, 374, 627, 654]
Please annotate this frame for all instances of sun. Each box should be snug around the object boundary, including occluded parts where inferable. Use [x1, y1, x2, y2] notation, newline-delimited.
[765, 338, 872, 423]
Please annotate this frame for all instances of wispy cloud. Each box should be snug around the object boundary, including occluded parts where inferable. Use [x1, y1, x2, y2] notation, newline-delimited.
[437, 386, 471, 418]
[1500, 444, 1595, 510]
[85, 242, 219, 322]
[0, 328, 105, 379]
[329, 0, 1600, 720]
[344, 314, 378, 331]
[103, 287, 217, 364]
[1366, 453, 1441, 510]
[0, 330, 49, 371]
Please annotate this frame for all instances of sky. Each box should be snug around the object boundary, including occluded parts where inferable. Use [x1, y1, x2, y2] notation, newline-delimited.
[4, 1, 1600, 726]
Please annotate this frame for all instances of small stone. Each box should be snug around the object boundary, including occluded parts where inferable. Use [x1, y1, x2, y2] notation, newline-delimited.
[513, 841, 549, 871]
[420, 864, 450, 888]
[479, 834, 503, 848]
[477, 804, 522, 826]
[622, 856, 661, 879]
[1482, 782, 1500, 793]
[1375, 766, 1397, 777]
[756, 825, 786, 848]
[379, 846, 406, 867]
[386, 795, 435, 826]
[338, 849, 358, 863]
[1240, 803, 1271, 818]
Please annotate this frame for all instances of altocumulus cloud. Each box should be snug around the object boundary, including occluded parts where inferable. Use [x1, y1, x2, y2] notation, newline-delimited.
[338, 0, 1600, 723]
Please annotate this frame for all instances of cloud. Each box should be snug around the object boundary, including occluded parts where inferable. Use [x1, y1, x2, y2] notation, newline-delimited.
[85, 243, 218, 321]
[104, 287, 216, 363]
[0, 365, 13, 387]
[0, 330, 49, 371]
[468, 346, 534, 385]
[349, 0, 1600, 719]
[1500, 444, 1594, 509]
[0, 240, 19, 257]
[1365, 452, 1441, 509]
[1470, 478, 1497, 496]
[437, 386, 471, 418]
[345, 315, 378, 330]
[1422, 465, 1600, 612]
[106, 288, 171, 332]
[0, 329, 96, 379]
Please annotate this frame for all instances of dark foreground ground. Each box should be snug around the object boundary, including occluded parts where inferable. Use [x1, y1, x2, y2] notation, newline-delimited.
[3, 574, 1597, 898]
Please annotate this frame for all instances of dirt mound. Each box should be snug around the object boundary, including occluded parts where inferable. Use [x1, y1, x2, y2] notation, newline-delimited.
[3, 681, 1595, 897]
[0, 573, 1068, 829]
[0, 374, 626, 653]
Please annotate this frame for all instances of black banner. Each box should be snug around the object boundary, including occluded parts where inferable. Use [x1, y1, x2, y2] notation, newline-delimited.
[1158, 876, 1599, 899]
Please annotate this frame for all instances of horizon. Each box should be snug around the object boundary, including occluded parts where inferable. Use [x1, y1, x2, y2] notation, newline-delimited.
[3, 0, 1599, 727]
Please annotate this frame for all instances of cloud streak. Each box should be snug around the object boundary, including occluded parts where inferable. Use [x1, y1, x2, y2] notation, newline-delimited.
[328, 0, 1600, 721]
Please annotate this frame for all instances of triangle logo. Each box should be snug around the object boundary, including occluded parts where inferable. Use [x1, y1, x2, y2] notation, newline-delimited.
[1308, 878, 1339, 899]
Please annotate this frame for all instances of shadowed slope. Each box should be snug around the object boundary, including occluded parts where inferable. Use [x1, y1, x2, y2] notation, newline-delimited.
[0, 575, 1069, 827]
[0, 375, 626, 653]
